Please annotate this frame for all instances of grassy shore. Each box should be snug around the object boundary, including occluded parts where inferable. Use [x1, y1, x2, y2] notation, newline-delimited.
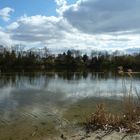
[83, 68, 140, 135]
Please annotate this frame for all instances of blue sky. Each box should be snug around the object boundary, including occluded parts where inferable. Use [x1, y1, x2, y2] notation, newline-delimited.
[0, 0, 76, 24]
[0, 0, 76, 16]
[0, 0, 57, 21]
[0, 0, 140, 53]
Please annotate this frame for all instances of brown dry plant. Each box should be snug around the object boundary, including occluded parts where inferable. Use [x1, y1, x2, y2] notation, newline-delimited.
[85, 67, 140, 133]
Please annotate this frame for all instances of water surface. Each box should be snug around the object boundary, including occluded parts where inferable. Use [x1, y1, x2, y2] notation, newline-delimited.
[0, 72, 139, 140]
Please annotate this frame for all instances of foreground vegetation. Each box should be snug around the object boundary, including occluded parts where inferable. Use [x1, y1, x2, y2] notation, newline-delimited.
[0, 46, 140, 72]
[84, 68, 140, 134]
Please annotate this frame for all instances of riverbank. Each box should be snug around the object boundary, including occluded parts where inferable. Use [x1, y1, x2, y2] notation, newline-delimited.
[52, 129, 140, 140]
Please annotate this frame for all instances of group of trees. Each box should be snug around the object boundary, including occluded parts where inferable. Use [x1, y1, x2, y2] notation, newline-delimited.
[0, 46, 140, 72]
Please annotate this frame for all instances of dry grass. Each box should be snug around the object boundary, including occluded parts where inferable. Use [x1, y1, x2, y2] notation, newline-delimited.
[85, 100, 140, 133]
[85, 67, 140, 134]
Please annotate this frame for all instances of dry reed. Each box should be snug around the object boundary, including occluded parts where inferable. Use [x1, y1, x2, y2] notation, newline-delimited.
[85, 67, 140, 133]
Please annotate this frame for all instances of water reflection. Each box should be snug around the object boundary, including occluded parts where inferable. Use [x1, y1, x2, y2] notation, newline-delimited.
[0, 72, 140, 99]
[0, 72, 139, 139]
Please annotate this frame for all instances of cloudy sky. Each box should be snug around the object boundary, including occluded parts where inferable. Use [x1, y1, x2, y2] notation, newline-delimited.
[0, 0, 140, 53]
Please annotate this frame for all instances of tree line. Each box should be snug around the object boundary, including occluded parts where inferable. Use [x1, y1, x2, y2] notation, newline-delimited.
[0, 47, 140, 72]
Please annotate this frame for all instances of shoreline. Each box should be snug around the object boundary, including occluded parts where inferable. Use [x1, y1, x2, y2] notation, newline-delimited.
[52, 129, 140, 140]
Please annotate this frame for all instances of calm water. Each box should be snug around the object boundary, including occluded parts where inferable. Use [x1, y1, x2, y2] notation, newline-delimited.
[0, 72, 140, 140]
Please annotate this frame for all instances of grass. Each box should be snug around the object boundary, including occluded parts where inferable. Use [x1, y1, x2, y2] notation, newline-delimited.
[84, 67, 140, 134]
[85, 100, 140, 133]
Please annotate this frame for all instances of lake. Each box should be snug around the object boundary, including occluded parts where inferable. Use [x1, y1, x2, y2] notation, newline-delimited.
[0, 72, 139, 140]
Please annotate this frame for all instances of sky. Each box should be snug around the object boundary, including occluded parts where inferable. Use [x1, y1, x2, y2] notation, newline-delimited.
[0, 0, 140, 53]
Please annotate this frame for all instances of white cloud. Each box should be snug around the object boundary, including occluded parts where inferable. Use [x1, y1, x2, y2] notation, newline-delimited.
[0, 7, 14, 22]
[0, 28, 13, 46]
[63, 0, 140, 34]
[55, 0, 67, 6]
[6, 12, 140, 52]
[8, 15, 74, 43]
[55, 0, 68, 15]
[7, 22, 19, 30]
[1, 0, 140, 53]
